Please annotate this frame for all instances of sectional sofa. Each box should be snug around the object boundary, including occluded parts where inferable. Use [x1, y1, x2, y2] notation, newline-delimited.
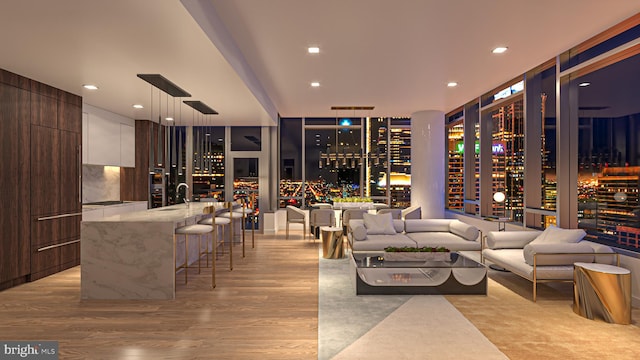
[348, 213, 481, 252]
[482, 226, 618, 301]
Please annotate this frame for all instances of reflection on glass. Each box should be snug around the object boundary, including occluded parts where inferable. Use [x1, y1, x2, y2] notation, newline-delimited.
[234, 158, 259, 229]
[278, 117, 411, 208]
[576, 53, 640, 250]
[541, 66, 557, 218]
[491, 100, 524, 222]
[447, 120, 464, 210]
[304, 119, 361, 207]
[191, 126, 225, 201]
[389, 118, 411, 208]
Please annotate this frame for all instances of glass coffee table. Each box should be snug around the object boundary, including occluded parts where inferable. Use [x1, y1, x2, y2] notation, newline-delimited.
[350, 252, 487, 295]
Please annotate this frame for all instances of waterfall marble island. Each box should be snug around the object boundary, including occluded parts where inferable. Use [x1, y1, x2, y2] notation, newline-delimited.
[81, 202, 225, 300]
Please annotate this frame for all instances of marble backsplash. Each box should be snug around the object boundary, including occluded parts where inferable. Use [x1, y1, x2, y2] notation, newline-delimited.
[83, 165, 120, 203]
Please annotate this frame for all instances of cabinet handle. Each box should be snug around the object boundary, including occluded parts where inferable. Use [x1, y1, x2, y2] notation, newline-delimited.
[37, 212, 83, 221]
[38, 239, 81, 252]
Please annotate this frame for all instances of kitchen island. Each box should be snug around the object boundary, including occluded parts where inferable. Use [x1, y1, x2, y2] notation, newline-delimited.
[81, 202, 223, 300]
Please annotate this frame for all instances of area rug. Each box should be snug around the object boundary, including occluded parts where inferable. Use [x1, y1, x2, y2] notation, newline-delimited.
[318, 252, 507, 360]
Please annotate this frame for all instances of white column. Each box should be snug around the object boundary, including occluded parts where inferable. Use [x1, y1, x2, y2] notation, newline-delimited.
[411, 110, 445, 218]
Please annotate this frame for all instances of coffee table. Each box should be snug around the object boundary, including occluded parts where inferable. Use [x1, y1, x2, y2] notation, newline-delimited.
[351, 252, 487, 295]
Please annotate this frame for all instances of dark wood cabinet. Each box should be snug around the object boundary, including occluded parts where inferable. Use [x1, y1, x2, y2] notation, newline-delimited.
[1, 68, 82, 288]
[121, 120, 165, 203]
[31, 91, 58, 128]
[0, 81, 31, 288]
[59, 130, 81, 214]
[31, 125, 61, 216]
[30, 112, 82, 280]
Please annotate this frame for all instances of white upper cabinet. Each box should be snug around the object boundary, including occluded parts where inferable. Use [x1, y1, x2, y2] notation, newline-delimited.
[83, 104, 135, 167]
[120, 123, 135, 167]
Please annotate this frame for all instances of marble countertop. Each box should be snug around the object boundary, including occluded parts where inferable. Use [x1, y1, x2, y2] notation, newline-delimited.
[82, 202, 227, 223]
[82, 201, 147, 212]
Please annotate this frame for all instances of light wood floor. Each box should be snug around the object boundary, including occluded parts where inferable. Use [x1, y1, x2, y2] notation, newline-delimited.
[0, 232, 319, 360]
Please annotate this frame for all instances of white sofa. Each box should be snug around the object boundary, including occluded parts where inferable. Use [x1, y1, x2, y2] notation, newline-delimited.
[348, 216, 481, 252]
[482, 226, 618, 301]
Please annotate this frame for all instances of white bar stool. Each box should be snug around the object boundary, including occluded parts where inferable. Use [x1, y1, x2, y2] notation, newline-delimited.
[174, 223, 214, 286]
[218, 202, 242, 270]
[198, 215, 231, 268]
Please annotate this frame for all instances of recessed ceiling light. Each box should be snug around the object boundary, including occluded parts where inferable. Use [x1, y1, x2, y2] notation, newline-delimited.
[492, 47, 508, 54]
[311, 82, 320, 87]
[133, 104, 144, 109]
[579, 82, 591, 87]
[308, 47, 320, 54]
[447, 82, 458, 87]
[165, 117, 174, 121]
[83, 84, 98, 90]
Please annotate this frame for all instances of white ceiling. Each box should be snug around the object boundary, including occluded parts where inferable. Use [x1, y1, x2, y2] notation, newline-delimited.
[1, 0, 639, 126]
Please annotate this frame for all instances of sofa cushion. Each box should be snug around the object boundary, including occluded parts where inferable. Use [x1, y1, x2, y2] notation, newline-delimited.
[448, 220, 479, 241]
[582, 240, 617, 265]
[363, 212, 397, 235]
[485, 231, 541, 249]
[406, 232, 482, 251]
[352, 225, 368, 241]
[482, 248, 576, 280]
[530, 225, 586, 245]
[393, 219, 405, 233]
[350, 234, 417, 252]
[405, 219, 452, 233]
[522, 242, 594, 266]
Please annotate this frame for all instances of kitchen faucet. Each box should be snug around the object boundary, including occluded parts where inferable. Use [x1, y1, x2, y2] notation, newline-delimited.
[176, 182, 190, 207]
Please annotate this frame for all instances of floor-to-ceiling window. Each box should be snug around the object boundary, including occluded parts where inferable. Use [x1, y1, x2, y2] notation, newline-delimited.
[279, 117, 411, 208]
[305, 118, 362, 206]
[490, 97, 524, 221]
[569, 51, 640, 250]
[366, 117, 388, 202]
[191, 126, 225, 201]
[444, 14, 640, 253]
[388, 118, 412, 208]
[541, 64, 558, 226]
[279, 118, 303, 207]
[446, 110, 464, 211]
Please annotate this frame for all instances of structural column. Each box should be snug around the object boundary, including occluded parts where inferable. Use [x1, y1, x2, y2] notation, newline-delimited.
[411, 110, 445, 218]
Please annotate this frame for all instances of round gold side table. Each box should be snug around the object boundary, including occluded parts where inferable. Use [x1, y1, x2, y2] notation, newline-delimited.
[321, 226, 344, 259]
[573, 262, 631, 325]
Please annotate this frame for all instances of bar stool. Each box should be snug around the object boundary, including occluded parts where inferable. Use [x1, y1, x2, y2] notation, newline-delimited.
[233, 202, 255, 256]
[174, 223, 214, 286]
[198, 211, 231, 267]
[218, 202, 242, 270]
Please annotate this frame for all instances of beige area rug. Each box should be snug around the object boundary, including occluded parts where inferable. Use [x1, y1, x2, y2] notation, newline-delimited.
[447, 271, 640, 360]
[332, 296, 508, 360]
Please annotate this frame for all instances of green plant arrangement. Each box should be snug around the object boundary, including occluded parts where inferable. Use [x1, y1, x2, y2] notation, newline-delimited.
[384, 246, 450, 253]
[383, 246, 452, 262]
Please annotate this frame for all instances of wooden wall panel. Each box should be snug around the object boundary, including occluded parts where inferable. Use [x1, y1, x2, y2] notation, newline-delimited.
[30, 125, 61, 216]
[1, 68, 83, 288]
[58, 97, 82, 133]
[121, 120, 154, 201]
[0, 81, 31, 286]
[31, 92, 57, 128]
[59, 131, 81, 214]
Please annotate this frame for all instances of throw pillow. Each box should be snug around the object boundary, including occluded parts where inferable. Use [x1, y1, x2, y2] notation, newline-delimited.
[352, 225, 368, 241]
[529, 225, 586, 245]
[362, 212, 397, 235]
